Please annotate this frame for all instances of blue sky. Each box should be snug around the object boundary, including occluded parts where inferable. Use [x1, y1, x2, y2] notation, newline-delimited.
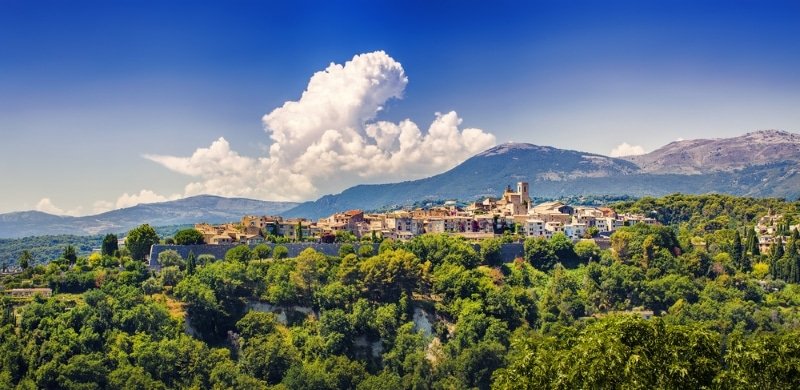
[1, 0, 799, 214]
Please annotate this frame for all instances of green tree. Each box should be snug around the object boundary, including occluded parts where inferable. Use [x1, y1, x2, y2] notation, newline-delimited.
[732, 229, 745, 269]
[719, 331, 800, 389]
[338, 254, 362, 285]
[539, 264, 585, 326]
[524, 237, 557, 271]
[225, 245, 252, 264]
[101, 233, 118, 256]
[480, 237, 504, 266]
[360, 249, 422, 302]
[550, 233, 577, 265]
[747, 229, 760, 256]
[63, 245, 78, 265]
[405, 233, 479, 268]
[236, 311, 277, 339]
[158, 249, 185, 269]
[339, 244, 355, 258]
[239, 333, 295, 384]
[357, 244, 374, 258]
[174, 228, 205, 245]
[187, 251, 197, 275]
[771, 242, 785, 279]
[273, 245, 289, 260]
[495, 316, 722, 389]
[783, 236, 800, 283]
[18, 250, 32, 269]
[126, 224, 160, 261]
[252, 244, 271, 260]
[289, 248, 327, 300]
[295, 221, 304, 242]
[574, 240, 601, 262]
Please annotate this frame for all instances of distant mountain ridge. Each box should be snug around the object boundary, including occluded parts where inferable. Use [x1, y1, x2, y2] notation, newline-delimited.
[283, 144, 642, 218]
[5, 130, 799, 236]
[283, 130, 800, 219]
[0, 195, 297, 238]
[625, 130, 800, 174]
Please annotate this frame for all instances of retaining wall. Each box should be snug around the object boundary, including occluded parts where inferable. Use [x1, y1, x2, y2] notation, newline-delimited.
[149, 243, 379, 268]
[148, 242, 527, 269]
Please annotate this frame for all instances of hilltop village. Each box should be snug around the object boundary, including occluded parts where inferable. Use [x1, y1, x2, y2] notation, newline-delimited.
[194, 182, 658, 245]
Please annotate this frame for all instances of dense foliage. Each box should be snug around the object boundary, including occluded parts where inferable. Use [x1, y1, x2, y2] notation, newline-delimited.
[126, 225, 160, 261]
[0, 225, 190, 269]
[2, 194, 800, 389]
[0, 235, 102, 269]
[173, 229, 205, 245]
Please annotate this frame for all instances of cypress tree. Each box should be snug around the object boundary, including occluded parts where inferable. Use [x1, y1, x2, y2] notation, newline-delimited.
[187, 250, 197, 275]
[786, 237, 800, 283]
[770, 255, 780, 280]
[295, 221, 303, 242]
[772, 241, 784, 262]
[732, 230, 744, 270]
[746, 228, 760, 256]
[63, 245, 77, 266]
[771, 241, 784, 280]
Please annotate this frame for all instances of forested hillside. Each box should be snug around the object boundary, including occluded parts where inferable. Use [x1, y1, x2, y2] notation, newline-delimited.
[2, 194, 800, 388]
[0, 226, 190, 269]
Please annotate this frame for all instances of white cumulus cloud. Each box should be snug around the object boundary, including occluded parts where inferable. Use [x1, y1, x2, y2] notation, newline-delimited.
[35, 198, 84, 216]
[35, 198, 66, 215]
[114, 190, 181, 209]
[145, 51, 496, 201]
[92, 200, 115, 215]
[609, 142, 646, 157]
[35, 190, 181, 217]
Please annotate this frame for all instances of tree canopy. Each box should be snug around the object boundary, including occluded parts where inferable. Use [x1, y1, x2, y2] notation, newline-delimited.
[174, 228, 205, 245]
[126, 224, 160, 261]
[2, 193, 800, 389]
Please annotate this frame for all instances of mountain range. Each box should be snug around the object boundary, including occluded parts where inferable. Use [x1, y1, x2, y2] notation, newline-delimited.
[0, 196, 297, 238]
[2, 129, 799, 237]
[282, 130, 800, 219]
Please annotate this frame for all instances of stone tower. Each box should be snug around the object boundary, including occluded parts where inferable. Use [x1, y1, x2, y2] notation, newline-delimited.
[517, 181, 531, 208]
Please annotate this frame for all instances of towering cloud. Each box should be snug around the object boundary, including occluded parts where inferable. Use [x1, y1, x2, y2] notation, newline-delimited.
[145, 51, 496, 201]
[609, 142, 646, 157]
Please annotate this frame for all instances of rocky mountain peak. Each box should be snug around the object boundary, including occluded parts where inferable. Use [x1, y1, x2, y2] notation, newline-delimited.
[625, 130, 800, 174]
